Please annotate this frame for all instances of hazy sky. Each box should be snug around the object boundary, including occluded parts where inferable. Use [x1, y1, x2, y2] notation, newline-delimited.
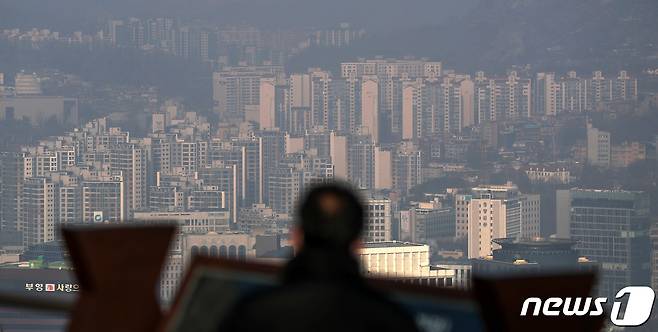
[0, 0, 476, 32]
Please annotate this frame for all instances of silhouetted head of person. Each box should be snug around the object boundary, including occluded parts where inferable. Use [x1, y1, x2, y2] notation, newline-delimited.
[296, 182, 364, 251]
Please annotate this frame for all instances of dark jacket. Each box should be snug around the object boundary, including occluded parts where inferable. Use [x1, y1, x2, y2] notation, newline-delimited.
[219, 247, 419, 332]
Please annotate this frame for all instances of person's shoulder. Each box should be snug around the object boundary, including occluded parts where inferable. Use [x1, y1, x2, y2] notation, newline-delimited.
[357, 286, 420, 330]
[220, 282, 419, 332]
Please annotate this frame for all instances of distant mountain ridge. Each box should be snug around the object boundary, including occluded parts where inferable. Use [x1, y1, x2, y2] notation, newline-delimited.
[288, 0, 658, 73]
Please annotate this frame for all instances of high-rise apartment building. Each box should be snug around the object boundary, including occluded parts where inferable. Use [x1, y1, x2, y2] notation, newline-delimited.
[341, 59, 442, 143]
[289, 73, 312, 109]
[258, 77, 285, 130]
[0, 152, 25, 233]
[81, 173, 125, 223]
[266, 165, 303, 216]
[379, 77, 404, 142]
[212, 65, 284, 121]
[310, 23, 365, 48]
[535, 72, 560, 116]
[347, 135, 376, 189]
[400, 74, 474, 139]
[392, 141, 422, 195]
[148, 185, 185, 212]
[259, 130, 288, 202]
[474, 71, 531, 123]
[464, 183, 541, 259]
[196, 163, 239, 222]
[206, 137, 262, 209]
[533, 70, 637, 115]
[560, 71, 587, 113]
[232, 136, 263, 206]
[341, 59, 442, 80]
[611, 70, 637, 102]
[50, 172, 80, 233]
[110, 144, 147, 218]
[361, 76, 379, 142]
[20, 177, 56, 246]
[401, 79, 422, 140]
[373, 147, 392, 190]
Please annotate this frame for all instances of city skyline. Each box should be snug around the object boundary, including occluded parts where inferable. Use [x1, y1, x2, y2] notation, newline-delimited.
[2, 1, 658, 330]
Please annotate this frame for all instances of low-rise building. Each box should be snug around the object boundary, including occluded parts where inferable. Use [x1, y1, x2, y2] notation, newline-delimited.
[133, 210, 231, 234]
[359, 242, 455, 287]
[525, 167, 570, 184]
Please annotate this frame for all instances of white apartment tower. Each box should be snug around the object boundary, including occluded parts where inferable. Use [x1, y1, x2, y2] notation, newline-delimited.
[463, 183, 541, 259]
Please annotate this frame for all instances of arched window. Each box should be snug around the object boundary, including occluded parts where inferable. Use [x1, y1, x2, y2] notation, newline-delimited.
[200, 246, 209, 256]
[191, 246, 199, 257]
[210, 246, 218, 257]
[238, 245, 247, 262]
[228, 245, 237, 259]
[219, 245, 227, 258]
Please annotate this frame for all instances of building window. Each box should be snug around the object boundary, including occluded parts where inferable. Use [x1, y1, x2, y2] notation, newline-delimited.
[238, 245, 247, 262]
[229, 245, 237, 259]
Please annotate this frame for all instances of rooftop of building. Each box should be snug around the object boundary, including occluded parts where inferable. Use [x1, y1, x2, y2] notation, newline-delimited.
[492, 237, 576, 248]
[362, 241, 425, 249]
[569, 188, 645, 195]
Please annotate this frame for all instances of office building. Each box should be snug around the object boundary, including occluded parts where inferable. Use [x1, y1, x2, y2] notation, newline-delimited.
[586, 122, 611, 167]
[650, 222, 658, 291]
[556, 189, 650, 297]
[362, 196, 392, 242]
[400, 200, 455, 243]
